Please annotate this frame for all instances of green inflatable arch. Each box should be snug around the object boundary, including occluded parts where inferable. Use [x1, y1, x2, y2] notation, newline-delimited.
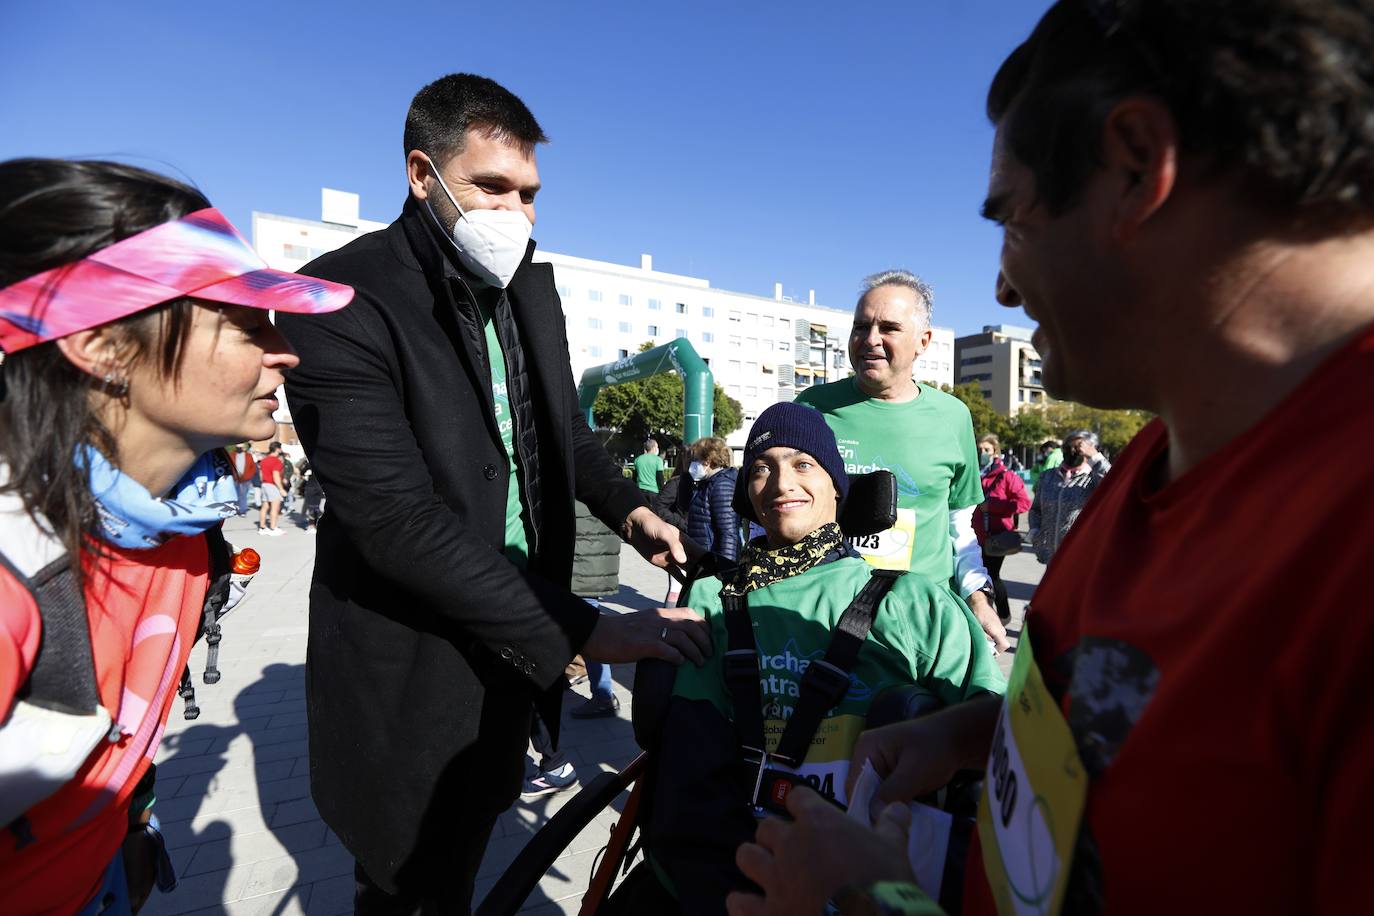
[577, 338, 715, 443]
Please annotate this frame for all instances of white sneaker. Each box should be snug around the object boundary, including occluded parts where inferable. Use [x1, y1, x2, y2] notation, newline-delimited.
[267, 528, 285, 537]
[257, 527, 269, 536]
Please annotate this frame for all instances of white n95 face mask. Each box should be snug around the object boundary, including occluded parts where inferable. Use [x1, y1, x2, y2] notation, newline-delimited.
[688, 461, 708, 481]
[422, 154, 532, 289]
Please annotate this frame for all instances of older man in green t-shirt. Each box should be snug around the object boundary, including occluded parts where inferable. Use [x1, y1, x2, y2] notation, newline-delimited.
[796, 270, 1010, 651]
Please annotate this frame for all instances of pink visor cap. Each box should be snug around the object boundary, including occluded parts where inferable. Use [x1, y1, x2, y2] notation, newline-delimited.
[0, 207, 353, 353]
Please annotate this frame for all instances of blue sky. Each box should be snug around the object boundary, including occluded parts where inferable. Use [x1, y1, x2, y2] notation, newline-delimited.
[1, 0, 1048, 335]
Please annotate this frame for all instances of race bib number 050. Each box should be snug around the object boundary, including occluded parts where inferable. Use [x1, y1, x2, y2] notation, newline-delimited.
[977, 627, 1087, 916]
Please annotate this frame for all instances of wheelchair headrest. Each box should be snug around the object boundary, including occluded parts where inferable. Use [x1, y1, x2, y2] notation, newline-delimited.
[838, 469, 897, 538]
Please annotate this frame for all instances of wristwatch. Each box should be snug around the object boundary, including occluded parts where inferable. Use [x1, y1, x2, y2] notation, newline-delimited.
[974, 582, 996, 606]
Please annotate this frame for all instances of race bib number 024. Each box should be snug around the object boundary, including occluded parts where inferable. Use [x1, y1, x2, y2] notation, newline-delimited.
[977, 627, 1087, 916]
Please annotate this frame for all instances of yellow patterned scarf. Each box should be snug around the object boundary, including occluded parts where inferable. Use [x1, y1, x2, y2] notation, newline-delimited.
[720, 522, 848, 597]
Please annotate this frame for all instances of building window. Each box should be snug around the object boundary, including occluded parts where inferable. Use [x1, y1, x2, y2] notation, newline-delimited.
[675, 302, 688, 314]
[675, 328, 688, 339]
[618, 349, 630, 359]
[746, 362, 759, 374]
[728, 385, 742, 396]
[1018, 389, 1026, 402]
[762, 340, 774, 351]
[763, 315, 775, 327]
[588, 345, 603, 358]
[618, 321, 632, 333]
[960, 355, 993, 366]
[762, 364, 774, 374]
[588, 290, 603, 302]
[556, 284, 572, 298]
[619, 294, 632, 306]
[647, 324, 659, 336]
[729, 335, 742, 347]
[746, 337, 758, 350]
[703, 306, 715, 318]
[588, 318, 603, 330]
[779, 341, 791, 352]
[728, 310, 742, 322]
[702, 331, 715, 343]
[728, 360, 742, 373]
[746, 312, 758, 324]
[648, 298, 662, 311]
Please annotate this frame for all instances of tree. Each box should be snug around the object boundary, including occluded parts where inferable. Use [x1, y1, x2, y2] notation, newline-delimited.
[942, 383, 1009, 441]
[1005, 407, 1055, 450]
[1040, 402, 1153, 454]
[591, 341, 744, 444]
[713, 386, 744, 439]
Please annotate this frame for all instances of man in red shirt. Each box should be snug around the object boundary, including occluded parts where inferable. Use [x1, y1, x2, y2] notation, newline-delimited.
[257, 441, 286, 536]
[727, 2, 1374, 914]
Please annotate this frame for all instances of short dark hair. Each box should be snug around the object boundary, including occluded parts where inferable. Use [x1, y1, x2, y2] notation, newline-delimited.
[270, 441, 282, 452]
[988, 1, 1374, 224]
[403, 73, 549, 165]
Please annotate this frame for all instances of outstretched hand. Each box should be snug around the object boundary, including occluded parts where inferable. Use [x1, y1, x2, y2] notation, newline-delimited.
[726, 787, 916, 916]
[622, 506, 702, 579]
[581, 606, 712, 667]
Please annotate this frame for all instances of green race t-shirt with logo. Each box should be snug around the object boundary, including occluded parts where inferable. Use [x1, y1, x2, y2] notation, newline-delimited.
[476, 297, 532, 569]
[796, 378, 983, 584]
[672, 557, 1005, 804]
[633, 452, 665, 493]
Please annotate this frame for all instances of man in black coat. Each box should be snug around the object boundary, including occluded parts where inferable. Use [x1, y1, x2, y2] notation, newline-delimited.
[277, 73, 708, 914]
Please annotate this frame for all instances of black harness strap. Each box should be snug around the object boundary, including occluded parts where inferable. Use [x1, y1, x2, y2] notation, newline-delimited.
[773, 568, 904, 767]
[721, 592, 765, 758]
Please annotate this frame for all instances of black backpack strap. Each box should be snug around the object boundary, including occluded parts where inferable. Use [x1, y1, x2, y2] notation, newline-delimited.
[772, 568, 904, 768]
[179, 523, 233, 719]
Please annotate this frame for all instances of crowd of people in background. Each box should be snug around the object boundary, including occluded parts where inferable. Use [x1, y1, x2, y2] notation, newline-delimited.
[225, 440, 326, 535]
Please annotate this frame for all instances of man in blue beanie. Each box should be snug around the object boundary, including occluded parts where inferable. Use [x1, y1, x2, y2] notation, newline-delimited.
[646, 401, 1003, 913]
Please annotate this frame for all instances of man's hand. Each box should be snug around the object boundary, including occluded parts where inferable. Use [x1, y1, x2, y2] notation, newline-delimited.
[622, 505, 702, 578]
[845, 694, 1002, 804]
[726, 787, 916, 916]
[581, 606, 712, 666]
[967, 590, 1011, 653]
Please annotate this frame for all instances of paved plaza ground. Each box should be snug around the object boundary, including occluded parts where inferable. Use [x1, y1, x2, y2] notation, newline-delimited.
[143, 510, 1043, 915]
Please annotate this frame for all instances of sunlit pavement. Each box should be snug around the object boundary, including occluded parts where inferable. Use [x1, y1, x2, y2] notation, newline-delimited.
[143, 511, 1041, 915]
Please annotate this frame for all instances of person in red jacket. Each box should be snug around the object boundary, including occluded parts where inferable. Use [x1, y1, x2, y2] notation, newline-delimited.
[971, 434, 1031, 623]
[0, 158, 351, 914]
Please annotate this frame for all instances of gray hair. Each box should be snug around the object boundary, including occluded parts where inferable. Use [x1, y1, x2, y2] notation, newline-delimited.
[1064, 429, 1099, 448]
[858, 269, 934, 329]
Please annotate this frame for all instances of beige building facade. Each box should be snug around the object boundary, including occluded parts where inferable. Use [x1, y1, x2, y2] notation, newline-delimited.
[954, 324, 1048, 416]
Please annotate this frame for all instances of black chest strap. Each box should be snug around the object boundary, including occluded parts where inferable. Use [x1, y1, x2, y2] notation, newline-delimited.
[721, 567, 905, 787]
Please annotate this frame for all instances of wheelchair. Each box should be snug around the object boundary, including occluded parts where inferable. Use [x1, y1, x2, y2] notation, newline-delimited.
[476, 471, 983, 916]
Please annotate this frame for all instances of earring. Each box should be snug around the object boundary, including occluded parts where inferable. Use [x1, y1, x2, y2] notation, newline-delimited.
[101, 371, 129, 396]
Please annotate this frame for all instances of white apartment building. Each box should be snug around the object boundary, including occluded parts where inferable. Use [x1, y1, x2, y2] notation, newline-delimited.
[253, 190, 957, 449]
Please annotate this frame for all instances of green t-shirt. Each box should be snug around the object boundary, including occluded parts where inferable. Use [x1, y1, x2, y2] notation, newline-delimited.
[477, 298, 532, 570]
[633, 452, 665, 492]
[673, 557, 1005, 805]
[796, 379, 983, 584]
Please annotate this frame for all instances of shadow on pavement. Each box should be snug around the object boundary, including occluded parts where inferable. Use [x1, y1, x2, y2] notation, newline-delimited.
[144, 663, 343, 916]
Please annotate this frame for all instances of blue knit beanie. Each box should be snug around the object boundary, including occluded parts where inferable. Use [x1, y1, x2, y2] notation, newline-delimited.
[732, 402, 850, 524]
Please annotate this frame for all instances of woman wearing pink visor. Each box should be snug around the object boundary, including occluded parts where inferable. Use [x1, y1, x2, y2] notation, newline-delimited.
[0, 158, 352, 914]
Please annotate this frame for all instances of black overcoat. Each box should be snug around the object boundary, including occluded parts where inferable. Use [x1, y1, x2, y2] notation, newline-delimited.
[276, 198, 644, 891]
